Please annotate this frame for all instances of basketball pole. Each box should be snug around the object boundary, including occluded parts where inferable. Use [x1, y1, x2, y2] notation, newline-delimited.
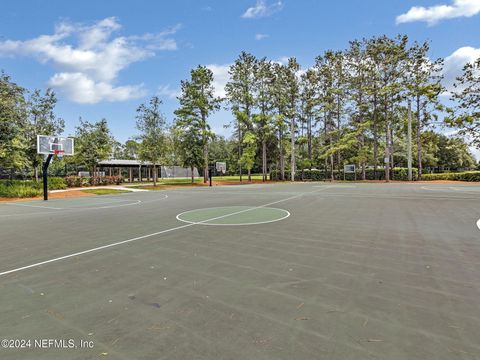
[42, 154, 53, 201]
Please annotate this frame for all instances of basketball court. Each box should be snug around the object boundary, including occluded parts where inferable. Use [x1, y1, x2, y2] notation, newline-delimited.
[1, 182, 480, 359]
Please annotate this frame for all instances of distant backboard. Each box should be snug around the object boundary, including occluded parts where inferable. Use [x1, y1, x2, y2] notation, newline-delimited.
[37, 135, 74, 156]
[215, 162, 226, 175]
[344, 164, 356, 173]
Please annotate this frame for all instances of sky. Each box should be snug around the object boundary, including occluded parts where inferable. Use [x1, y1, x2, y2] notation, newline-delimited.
[1, 0, 480, 148]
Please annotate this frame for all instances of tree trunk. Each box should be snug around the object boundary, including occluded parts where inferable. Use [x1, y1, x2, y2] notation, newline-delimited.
[191, 165, 194, 184]
[385, 101, 390, 182]
[238, 124, 242, 182]
[279, 127, 284, 180]
[203, 143, 208, 183]
[330, 154, 334, 181]
[373, 91, 378, 180]
[290, 117, 295, 182]
[307, 115, 312, 168]
[248, 168, 251, 182]
[262, 139, 267, 182]
[416, 95, 422, 179]
[34, 167, 39, 182]
[153, 164, 157, 186]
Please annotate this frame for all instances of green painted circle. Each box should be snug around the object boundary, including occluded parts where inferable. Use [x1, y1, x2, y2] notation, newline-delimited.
[176, 206, 290, 226]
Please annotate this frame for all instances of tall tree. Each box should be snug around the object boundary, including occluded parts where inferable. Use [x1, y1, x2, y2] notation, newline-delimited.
[239, 131, 257, 181]
[172, 126, 203, 183]
[446, 56, 480, 148]
[25, 88, 64, 181]
[346, 40, 371, 179]
[123, 140, 139, 160]
[254, 58, 275, 181]
[225, 52, 257, 181]
[174, 65, 222, 182]
[406, 41, 443, 179]
[284, 58, 300, 181]
[135, 96, 167, 186]
[0, 71, 28, 172]
[74, 118, 113, 175]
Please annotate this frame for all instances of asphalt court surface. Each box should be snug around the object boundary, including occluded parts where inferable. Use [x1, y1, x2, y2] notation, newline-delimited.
[0, 182, 479, 359]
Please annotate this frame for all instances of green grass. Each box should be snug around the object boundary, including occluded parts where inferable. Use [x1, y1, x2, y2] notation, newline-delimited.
[80, 188, 132, 195]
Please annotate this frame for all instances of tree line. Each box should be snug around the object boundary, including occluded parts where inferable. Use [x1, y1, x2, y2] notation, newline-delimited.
[1, 34, 479, 182]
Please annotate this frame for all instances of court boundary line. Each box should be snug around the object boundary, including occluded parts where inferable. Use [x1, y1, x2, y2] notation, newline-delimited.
[0, 186, 333, 277]
[0, 194, 168, 217]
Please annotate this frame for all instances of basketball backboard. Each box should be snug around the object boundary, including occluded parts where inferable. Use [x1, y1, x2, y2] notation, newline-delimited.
[37, 135, 74, 156]
[215, 162, 226, 175]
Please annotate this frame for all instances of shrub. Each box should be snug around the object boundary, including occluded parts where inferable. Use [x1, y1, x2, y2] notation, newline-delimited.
[64, 176, 124, 187]
[0, 183, 42, 198]
[422, 171, 480, 182]
[41, 177, 67, 190]
[270, 168, 418, 181]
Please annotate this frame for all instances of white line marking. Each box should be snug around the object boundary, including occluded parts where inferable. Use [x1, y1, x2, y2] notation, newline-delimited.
[176, 206, 291, 226]
[0, 187, 331, 277]
[0, 194, 168, 217]
[313, 185, 357, 188]
[6, 203, 63, 210]
[0, 223, 195, 277]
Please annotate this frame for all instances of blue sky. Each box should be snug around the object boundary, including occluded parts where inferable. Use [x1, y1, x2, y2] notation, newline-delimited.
[1, 0, 480, 144]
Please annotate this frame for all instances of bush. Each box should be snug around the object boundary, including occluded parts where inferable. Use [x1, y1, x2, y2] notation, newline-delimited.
[0, 183, 42, 198]
[422, 171, 480, 182]
[270, 167, 418, 181]
[42, 177, 67, 190]
[64, 176, 124, 187]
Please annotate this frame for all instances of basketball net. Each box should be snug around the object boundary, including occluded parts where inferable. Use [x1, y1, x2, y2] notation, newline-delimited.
[54, 149, 65, 159]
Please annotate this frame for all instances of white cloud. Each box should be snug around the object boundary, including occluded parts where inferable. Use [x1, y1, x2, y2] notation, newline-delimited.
[157, 84, 181, 99]
[255, 33, 269, 41]
[206, 64, 231, 98]
[0, 17, 181, 104]
[441, 46, 480, 95]
[242, 0, 283, 19]
[396, 0, 480, 25]
[48, 72, 146, 104]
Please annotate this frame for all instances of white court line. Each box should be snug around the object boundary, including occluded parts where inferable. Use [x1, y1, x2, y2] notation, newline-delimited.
[477, 219, 480, 231]
[317, 192, 480, 201]
[0, 187, 332, 277]
[313, 185, 357, 188]
[6, 203, 64, 210]
[0, 194, 168, 218]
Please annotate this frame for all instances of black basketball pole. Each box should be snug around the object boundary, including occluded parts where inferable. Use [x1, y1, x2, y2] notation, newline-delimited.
[209, 168, 212, 187]
[42, 154, 53, 201]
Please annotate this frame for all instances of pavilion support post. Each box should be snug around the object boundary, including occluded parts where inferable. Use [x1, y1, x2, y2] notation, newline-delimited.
[129, 168, 133, 183]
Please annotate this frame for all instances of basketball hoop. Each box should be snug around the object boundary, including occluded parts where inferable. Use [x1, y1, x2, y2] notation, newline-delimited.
[54, 149, 65, 159]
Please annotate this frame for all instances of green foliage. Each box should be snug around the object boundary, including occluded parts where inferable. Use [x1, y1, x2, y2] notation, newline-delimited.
[0, 183, 41, 198]
[0, 71, 28, 170]
[74, 118, 113, 173]
[174, 65, 221, 181]
[271, 167, 418, 181]
[445, 57, 480, 147]
[64, 176, 124, 187]
[422, 172, 480, 182]
[42, 177, 66, 190]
